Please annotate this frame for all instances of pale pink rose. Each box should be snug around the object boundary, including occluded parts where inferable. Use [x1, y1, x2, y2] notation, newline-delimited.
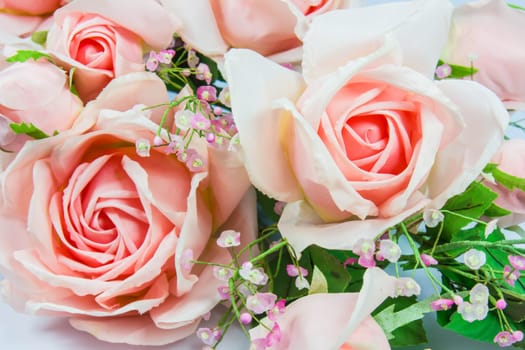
[0, 72, 253, 345]
[441, 0, 525, 110]
[0, 0, 61, 15]
[249, 268, 396, 350]
[160, 0, 357, 60]
[0, 60, 82, 152]
[485, 139, 525, 227]
[224, 0, 509, 252]
[46, 0, 179, 102]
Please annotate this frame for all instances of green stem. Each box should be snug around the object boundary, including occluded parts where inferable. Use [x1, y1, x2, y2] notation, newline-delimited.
[431, 240, 525, 255]
[401, 223, 456, 297]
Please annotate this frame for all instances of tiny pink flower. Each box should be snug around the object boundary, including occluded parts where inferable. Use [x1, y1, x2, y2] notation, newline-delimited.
[196, 63, 212, 84]
[453, 295, 464, 305]
[186, 150, 207, 172]
[458, 302, 488, 322]
[196, 327, 220, 347]
[158, 49, 175, 64]
[213, 106, 223, 116]
[191, 112, 211, 131]
[423, 209, 444, 228]
[358, 254, 376, 268]
[421, 253, 439, 266]
[197, 85, 217, 102]
[513, 331, 524, 342]
[239, 262, 268, 285]
[268, 299, 286, 321]
[286, 264, 308, 278]
[295, 275, 310, 290]
[343, 257, 358, 267]
[153, 135, 163, 146]
[213, 266, 234, 281]
[395, 277, 421, 297]
[509, 255, 525, 271]
[265, 323, 282, 347]
[496, 299, 507, 310]
[246, 292, 277, 314]
[503, 266, 520, 287]
[435, 63, 452, 79]
[470, 283, 489, 305]
[188, 49, 199, 68]
[145, 51, 159, 71]
[494, 331, 516, 347]
[430, 298, 455, 311]
[240, 312, 253, 325]
[273, 201, 285, 215]
[217, 286, 230, 300]
[377, 239, 401, 263]
[135, 138, 151, 157]
[216, 230, 241, 248]
[175, 109, 194, 132]
[352, 238, 375, 257]
[463, 249, 486, 270]
[206, 132, 216, 144]
[180, 249, 194, 275]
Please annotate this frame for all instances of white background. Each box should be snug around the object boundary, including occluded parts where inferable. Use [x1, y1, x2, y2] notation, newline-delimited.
[2, 0, 525, 349]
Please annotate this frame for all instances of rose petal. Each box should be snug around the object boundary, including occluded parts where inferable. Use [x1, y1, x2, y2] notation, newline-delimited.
[302, 0, 452, 81]
[427, 79, 509, 209]
[224, 49, 305, 202]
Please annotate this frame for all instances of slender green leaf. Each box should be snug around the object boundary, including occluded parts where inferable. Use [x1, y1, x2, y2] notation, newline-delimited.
[6, 50, 51, 63]
[484, 163, 525, 192]
[9, 122, 49, 139]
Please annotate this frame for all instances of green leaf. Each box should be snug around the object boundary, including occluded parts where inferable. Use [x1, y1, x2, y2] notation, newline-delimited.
[302, 245, 351, 293]
[437, 310, 502, 344]
[436, 59, 479, 79]
[483, 203, 512, 218]
[374, 296, 430, 346]
[9, 122, 50, 139]
[6, 50, 51, 63]
[484, 163, 525, 192]
[31, 31, 48, 45]
[509, 3, 525, 11]
[69, 67, 79, 96]
[437, 182, 497, 242]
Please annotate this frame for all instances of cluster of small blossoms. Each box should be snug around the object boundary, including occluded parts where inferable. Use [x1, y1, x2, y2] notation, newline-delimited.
[350, 237, 402, 268]
[503, 255, 525, 286]
[191, 230, 291, 349]
[135, 82, 237, 172]
[145, 48, 176, 72]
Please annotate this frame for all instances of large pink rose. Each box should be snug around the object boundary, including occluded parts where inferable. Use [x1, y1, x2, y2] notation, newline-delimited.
[249, 268, 395, 350]
[0, 0, 61, 15]
[0, 60, 82, 153]
[0, 73, 253, 345]
[485, 139, 525, 227]
[224, 0, 509, 252]
[441, 0, 525, 111]
[160, 0, 357, 60]
[46, 0, 179, 102]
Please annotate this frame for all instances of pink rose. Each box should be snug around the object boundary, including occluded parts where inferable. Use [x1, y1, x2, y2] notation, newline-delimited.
[441, 0, 525, 110]
[224, 0, 509, 252]
[0, 60, 82, 152]
[485, 139, 525, 227]
[46, 0, 179, 102]
[0, 73, 253, 345]
[0, 0, 61, 15]
[249, 268, 395, 350]
[160, 0, 357, 60]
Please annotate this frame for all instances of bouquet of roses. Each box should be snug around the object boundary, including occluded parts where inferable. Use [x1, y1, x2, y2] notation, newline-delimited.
[0, 0, 524, 349]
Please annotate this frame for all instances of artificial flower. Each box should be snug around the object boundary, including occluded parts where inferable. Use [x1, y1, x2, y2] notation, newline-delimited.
[224, 0, 508, 252]
[0, 72, 254, 345]
[45, 0, 179, 102]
